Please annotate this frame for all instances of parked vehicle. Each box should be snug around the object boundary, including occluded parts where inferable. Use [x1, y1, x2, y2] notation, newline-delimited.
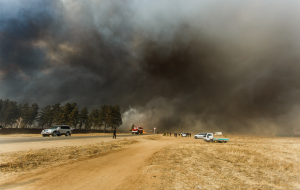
[214, 132, 222, 135]
[203, 133, 229, 143]
[132, 126, 144, 134]
[182, 133, 187, 137]
[41, 125, 73, 137]
[194, 133, 207, 139]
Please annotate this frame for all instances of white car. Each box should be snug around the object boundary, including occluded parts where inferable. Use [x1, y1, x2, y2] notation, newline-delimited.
[194, 133, 207, 139]
[41, 125, 73, 137]
[182, 133, 187, 137]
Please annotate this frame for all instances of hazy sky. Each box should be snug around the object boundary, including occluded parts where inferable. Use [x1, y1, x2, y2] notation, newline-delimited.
[1, 0, 300, 133]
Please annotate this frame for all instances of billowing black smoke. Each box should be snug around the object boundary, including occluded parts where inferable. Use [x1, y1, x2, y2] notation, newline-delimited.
[1, 0, 300, 133]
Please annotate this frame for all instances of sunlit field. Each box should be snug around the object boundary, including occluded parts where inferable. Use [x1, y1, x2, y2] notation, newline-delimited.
[124, 135, 300, 190]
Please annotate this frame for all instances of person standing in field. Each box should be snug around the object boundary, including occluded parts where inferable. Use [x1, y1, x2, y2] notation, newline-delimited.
[170, 132, 171, 137]
[113, 128, 116, 139]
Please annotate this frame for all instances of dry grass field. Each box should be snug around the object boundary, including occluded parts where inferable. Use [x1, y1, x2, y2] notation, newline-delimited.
[126, 135, 300, 190]
[0, 135, 299, 189]
[0, 138, 139, 181]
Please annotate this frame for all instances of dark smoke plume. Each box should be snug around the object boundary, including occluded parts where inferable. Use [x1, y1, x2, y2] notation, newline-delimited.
[1, 0, 300, 134]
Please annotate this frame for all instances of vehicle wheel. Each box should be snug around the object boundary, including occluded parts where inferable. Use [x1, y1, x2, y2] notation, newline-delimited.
[52, 132, 56, 137]
[65, 132, 70, 137]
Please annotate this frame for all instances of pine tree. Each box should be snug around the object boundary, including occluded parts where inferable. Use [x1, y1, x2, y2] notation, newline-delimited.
[40, 105, 52, 128]
[112, 105, 122, 129]
[57, 103, 79, 127]
[16, 104, 23, 128]
[78, 107, 89, 129]
[21, 103, 30, 128]
[38, 106, 48, 129]
[28, 103, 39, 128]
[68, 106, 79, 128]
[99, 105, 112, 132]
[5, 101, 20, 127]
[89, 109, 101, 129]
[99, 105, 122, 132]
[40, 104, 61, 128]
[51, 103, 61, 125]
[0, 99, 5, 126]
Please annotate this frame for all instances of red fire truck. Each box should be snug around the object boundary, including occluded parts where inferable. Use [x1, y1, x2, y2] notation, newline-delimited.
[132, 126, 144, 134]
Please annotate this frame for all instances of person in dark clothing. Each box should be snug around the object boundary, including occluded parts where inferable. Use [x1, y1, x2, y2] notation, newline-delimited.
[170, 133, 171, 137]
[113, 128, 116, 139]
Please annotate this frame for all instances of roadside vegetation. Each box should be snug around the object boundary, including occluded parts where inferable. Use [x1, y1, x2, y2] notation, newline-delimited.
[0, 138, 138, 178]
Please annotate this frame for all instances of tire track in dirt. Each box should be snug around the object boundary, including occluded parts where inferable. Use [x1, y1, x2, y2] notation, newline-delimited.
[0, 139, 178, 190]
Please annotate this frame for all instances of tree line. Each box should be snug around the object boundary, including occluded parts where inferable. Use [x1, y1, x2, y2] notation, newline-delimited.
[0, 99, 122, 130]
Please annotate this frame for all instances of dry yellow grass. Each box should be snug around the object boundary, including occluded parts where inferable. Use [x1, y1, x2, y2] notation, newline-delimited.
[0, 133, 114, 137]
[135, 136, 300, 190]
[1, 135, 299, 189]
[0, 138, 138, 175]
[144, 134, 163, 140]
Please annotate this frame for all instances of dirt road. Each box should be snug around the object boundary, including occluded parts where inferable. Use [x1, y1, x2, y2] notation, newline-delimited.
[0, 138, 177, 190]
[1, 135, 299, 189]
[0, 134, 140, 153]
[0, 135, 137, 145]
